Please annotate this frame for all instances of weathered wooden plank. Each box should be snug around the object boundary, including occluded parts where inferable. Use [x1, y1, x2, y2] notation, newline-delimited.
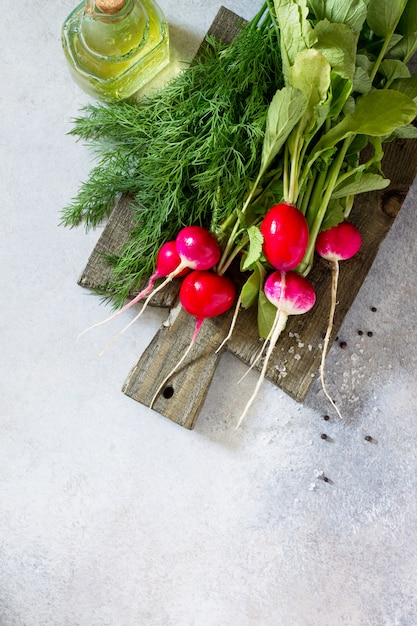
[121, 136, 417, 428]
[122, 306, 233, 429]
[201, 4, 246, 45]
[78, 194, 134, 291]
[78, 7, 417, 427]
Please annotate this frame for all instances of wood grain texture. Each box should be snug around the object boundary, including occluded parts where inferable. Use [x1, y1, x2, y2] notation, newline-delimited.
[78, 195, 180, 308]
[79, 7, 417, 428]
[201, 4, 246, 44]
[122, 306, 233, 429]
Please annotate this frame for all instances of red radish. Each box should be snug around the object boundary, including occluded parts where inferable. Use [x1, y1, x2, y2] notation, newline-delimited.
[154, 240, 191, 278]
[78, 225, 221, 350]
[113, 225, 221, 334]
[236, 270, 316, 428]
[179, 270, 235, 320]
[315, 221, 362, 263]
[175, 225, 221, 271]
[264, 270, 316, 316]
[150, 270, 236, 408]
[260, 203, 309, 271]
[315, 221, 362, 419]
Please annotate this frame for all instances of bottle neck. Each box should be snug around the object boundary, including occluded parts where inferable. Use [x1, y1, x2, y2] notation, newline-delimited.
[80, 0, 146, 59]
[85, 0, 134, 20]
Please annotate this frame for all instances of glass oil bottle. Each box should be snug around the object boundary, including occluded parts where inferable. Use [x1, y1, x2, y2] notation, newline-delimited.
[62, 0, 169, 101]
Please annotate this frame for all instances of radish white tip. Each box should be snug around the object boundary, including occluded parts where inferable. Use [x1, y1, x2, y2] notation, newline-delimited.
[75, 309, 123, 343]
[238, 271, 289, 385]
[97, 305, 145, 357]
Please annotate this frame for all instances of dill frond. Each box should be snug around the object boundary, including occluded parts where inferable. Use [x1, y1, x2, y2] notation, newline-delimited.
[63, 6, 283, 305]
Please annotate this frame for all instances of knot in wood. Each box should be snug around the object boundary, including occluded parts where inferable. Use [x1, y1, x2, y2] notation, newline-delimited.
[381, 189, 406, 219]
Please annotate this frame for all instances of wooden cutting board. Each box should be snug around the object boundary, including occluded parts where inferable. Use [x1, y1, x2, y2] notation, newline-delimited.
[78, 7, 417, 429]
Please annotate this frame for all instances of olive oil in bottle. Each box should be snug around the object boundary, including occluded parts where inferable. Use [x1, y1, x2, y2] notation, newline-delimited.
[62, 0, 169, 101]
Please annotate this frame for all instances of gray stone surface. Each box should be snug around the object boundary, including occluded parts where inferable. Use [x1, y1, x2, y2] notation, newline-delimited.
[1, 1, 417, 625]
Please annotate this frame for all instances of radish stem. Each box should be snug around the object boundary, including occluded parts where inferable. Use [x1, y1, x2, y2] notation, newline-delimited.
[237, 268, 286, 383]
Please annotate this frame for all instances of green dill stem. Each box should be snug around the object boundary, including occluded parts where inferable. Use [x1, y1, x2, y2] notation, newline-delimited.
[287, 125, 303, 204]
[218, 236, 249, 276]
[304, 168, 327, 229]
[258, 3, 276, 31]
[249, 2, 269, 31]
[265, 0, 280, 38]
[299, 168, 317, 217]
[298, 137, 350, 276]
[217, 218, 242, 274]
[283, 144, 290, 202]
[209, 185, 222, 232]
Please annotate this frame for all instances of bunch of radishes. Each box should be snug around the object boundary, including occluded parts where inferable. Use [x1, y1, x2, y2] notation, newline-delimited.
[247, 202, 361, 425]
[79, 198, 362, 425]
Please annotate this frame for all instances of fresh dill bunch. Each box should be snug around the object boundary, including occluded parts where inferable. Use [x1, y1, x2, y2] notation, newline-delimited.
[62, 4, 283, 305]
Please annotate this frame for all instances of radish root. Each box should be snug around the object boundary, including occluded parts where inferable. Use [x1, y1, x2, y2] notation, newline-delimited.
[320, 260, 344, 419]
[98, 266, 187, 357]
[76, 276, 157, 343]
[236, 308, 288, 429]
[237, 271, 286, 384]
[78, 262, 187, 349]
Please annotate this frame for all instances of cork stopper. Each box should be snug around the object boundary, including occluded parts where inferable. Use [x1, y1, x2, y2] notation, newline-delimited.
[95, 0, 126, 13]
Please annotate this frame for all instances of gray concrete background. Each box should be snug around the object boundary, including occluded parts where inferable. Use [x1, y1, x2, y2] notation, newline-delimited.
[1, 1, 417, 624]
